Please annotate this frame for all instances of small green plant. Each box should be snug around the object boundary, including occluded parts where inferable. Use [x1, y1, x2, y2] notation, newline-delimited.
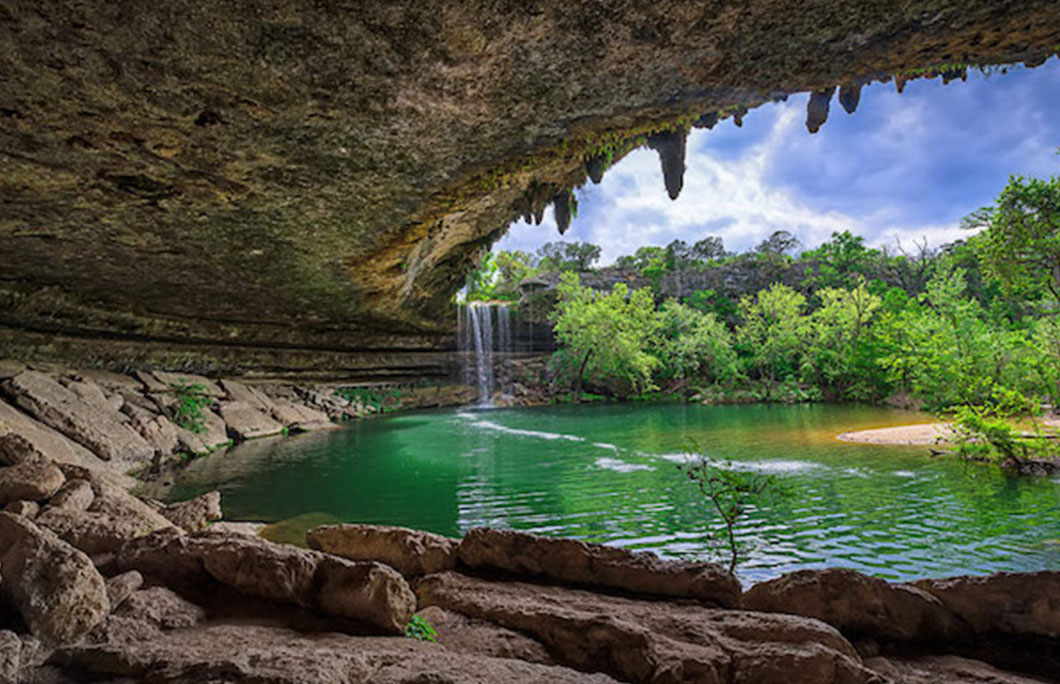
[677, 448, 782, 573]
[334, 386, 404, 414]
[950, 403, 1059, 471]
[404, 614, 437, 642]
[166, 382, 212, 434]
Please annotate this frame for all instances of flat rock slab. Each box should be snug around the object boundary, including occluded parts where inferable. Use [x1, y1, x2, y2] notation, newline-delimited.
[162, 490, 223, 532]
[417, 571, 877, 684]
[0, 512, 110, 645]
[912, 572, 1060, 638]
[458, 527, 741, 607]
[307, 523, 457, 576]
[218, 401, 285, 440]
[117, 531, 415, 634]
[51, 623, 620, 684]
[742, 568, 968, 642]
[271, 400, 333, 431]
[1, 371, 153, 470]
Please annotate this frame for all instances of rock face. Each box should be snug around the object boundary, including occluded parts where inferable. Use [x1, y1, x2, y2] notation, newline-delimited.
[913, 572, 1060, 638]
[2, 3, 1059, 371]
[1, 372, 153, 470]
[417, 571, 879, 684]
[117, 531, 416, 634]
[458, 527, 741, 606]
[114, 587, 206, 629]
[742, 568, 968, 641]
[307, 523, 458, 576]
[0, 461, 65, 503]
[52, 624, 620, 684]
[865, 655, 1049, 684]
[0, 512, 110, 644]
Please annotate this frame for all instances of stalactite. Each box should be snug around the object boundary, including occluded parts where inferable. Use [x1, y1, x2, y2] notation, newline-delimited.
[694, 112, 718, 129]
[647, 128, 686, 200]
[941, 66, 967, 84]
[553, 191, 571, 234]
[894, 74, 908, 94]
[732, 106, 748, 127]
[585, 154, 608, 184]
[806, 87, 834, 134]
[838, 81, 862, 114]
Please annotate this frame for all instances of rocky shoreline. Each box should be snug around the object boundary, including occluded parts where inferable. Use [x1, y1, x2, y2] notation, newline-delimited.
[1, 361, 1058, 683]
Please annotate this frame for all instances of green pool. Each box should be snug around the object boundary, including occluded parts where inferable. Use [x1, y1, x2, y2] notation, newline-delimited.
[165, 403, 1060, 583]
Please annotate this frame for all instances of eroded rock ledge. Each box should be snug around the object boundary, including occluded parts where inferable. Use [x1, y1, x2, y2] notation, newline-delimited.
[2, 2, 1060, 371]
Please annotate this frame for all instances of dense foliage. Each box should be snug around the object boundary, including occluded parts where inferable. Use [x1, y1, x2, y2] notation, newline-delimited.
[478, 173, 1060, 413]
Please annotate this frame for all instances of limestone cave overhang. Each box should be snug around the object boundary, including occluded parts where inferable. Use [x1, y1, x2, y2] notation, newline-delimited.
[1, 1, 1059, 374]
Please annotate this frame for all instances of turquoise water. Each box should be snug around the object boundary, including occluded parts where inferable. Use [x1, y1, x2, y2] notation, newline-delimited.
[166, 403, 1060, 584]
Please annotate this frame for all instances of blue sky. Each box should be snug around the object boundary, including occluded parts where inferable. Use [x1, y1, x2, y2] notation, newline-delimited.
[497, 57, 1060, 265]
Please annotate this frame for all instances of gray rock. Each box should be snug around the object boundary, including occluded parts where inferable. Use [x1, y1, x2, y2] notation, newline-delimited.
[219, 379, 275, 413]
[218, 401, 285, 440]
[307, 523, 457, 576]
[913, 571, 1060, 638]
[122, 404, 178, 458]
[35, 481, 176, 554]
[0, 630, 20, 683]
[0, 461, 65, 503]
[0, 512, 110, 645]
[1, 371, 154, 470]
[3, 499, 39, 518]
[114, 587, 205, 629]
[162, 491, 222, 532]
[0, 432, 43, 466]
[270, 400, 333, 431]
[151, 372, 223, 398]
[104, 570, 143, 611]
[47, 478, 95, 513]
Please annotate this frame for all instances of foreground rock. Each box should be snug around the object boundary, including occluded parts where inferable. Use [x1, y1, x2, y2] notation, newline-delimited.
[0, 512, 109, 644]
[415, 605, 556, 665]
[161, 490, 223, 532]
[418, 571, 879, 684]
[743, 568, 968, 642]
[1, 371, 154, 470]
[52, 623, 619, 684]
[458, 527, 741, 607]
[0, 460, 65, 503]
[307, 523, 458, 576]
[219, 400, 285, 440]
[865, 655, 1051, 683]
[117, 531, 415, 634]
[912, 572, 1060, 639]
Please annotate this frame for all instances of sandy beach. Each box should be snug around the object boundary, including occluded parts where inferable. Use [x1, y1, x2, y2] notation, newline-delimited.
[837, 423, 954, 445]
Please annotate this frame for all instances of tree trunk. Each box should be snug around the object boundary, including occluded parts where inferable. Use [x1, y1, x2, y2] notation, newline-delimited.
[573, 349, 593, 403]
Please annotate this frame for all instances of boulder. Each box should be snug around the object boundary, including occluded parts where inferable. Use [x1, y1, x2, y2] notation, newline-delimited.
[270, 400, 333, 431]
[122, 404, 179, 458]
[62, 379, 111, 413]
[35, 481, 176, 554]
[1, 371, 154, 470]
[913, 572, 1060, 638]
[104, 571, 143, 611]
[218, 401, 285, 440]
[0, 461, 65, 503]
[47, 478, 94, 512]
[3, 499, 39, 518]
[0, 399, 134, 488]
[458, 527, 741, 607]
[52, 624, 619, 684]
[417, 571, 879, 684]
[114, 587, 205, 629]
[161, 491, 223, 532]
[116, 532, 415, 634]
[0, 630, 20, 683]
[174, 408, 230, 455]
[0, 360, 26, 380]
[416, 605, 555, 665]
[0, 432, 43, 466]
[742, 568, 968, 642]
[865, 655, 1048, 683]
[0, 512, 110, 644]
[307, 523, 458, 576]
[219, 379, 275, 413]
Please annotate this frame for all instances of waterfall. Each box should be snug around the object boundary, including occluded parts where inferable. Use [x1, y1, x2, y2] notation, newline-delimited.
[459, 302, 512, 406]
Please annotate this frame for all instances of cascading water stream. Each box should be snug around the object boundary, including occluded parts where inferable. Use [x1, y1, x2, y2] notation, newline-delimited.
[458, 302, 512, 406]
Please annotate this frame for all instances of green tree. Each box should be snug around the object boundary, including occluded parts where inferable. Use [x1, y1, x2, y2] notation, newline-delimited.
[802, 230, 879, 290]
[737, 283, 807, 396]
[801, 279, 881, 400]
[550, 273, 660, 399]
[466, 251, 499, 301]
[653, 300, 739, 385]
[536, 241, 601, 272]
[970, 174, 1060, 302]
[492, 250, 539, 299]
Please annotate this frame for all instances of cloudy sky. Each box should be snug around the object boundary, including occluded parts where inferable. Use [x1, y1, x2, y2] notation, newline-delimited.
[496, 57, 1060, 265]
